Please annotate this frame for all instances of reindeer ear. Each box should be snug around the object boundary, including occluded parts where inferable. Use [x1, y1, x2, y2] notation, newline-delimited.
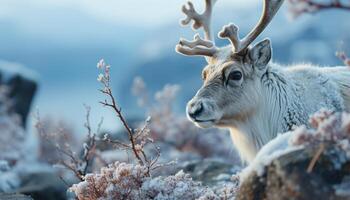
[248, 39, 272, 70]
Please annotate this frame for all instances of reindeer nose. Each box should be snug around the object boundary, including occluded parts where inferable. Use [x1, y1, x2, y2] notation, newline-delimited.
[188, 101, 204, 119]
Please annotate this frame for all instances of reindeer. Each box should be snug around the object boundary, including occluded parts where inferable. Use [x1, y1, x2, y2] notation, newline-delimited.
[175, 0, 350, 163]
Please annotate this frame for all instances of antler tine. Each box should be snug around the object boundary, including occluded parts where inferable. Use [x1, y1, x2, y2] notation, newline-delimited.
[218, 23, 241, 52]
[181, 0, 217, 41]
[238, 0, 284, 53]
[176, 34, 217, 57]
[219, 0, 284, 54]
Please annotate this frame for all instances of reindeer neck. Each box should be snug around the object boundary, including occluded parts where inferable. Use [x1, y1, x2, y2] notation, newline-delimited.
[228, 64, 300, 163]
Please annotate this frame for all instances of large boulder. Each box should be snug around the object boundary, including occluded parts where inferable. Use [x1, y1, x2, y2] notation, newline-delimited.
[180, 159, 240, 187]
[0, 160, 68, 200]
[237, 111, 350, 200]
[237, 145, 350, 200]
[0, 61, 38, 127]
[17, 171, 67, 200]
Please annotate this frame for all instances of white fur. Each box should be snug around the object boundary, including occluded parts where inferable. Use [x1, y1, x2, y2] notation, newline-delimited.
[229, 63, 350, 163]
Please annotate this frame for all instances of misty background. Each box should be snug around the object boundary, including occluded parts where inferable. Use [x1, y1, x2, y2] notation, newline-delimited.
[0, 0, 349, 132]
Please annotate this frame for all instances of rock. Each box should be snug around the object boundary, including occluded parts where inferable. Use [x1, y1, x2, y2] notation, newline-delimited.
[237, 144, 350, 200]
[0, 161, 68, 200]
[0, 193, 33, 200]
[17, 171, 67, 200]
[6, 75, 37, 127]
[0, 63, 38, 127]
[181, 159, 241, 187]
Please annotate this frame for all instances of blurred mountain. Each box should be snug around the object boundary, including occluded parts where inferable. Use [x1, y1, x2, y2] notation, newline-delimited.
[0, 8, 154, 130]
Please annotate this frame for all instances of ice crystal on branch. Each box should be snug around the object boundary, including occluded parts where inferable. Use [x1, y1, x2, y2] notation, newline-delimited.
[38, 59, 174, 186]
[67, 59, 240, 199]
[290, 109, 350, 146]
[97, 59, 173, 175]
[35, 106, 99, 181]
[70, 161, 149, 200]
[70, 161, 236, 200]
[36, 116, 78, 165]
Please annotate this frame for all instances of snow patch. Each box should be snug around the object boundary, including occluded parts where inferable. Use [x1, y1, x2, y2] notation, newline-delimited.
[241, 110, 350, 182]
[0, 60, 39, 82]
[240, 131, 302, 181]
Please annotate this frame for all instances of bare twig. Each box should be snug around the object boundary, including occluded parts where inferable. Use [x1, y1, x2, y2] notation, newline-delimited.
[97, 59, 174, 176]
[97, 60, 153, 168]
[289, 0, 350, 17]
[35, 107, 99, 181]
[336, 51, 350, 66]
[99, 87, 144, 166]
[301, 0, 350, 11]
[307, 143, 325, 173]
[102, 134, 130, 149]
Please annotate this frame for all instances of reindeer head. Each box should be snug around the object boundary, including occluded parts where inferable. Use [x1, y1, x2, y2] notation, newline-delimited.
[176, 0, 284, 128]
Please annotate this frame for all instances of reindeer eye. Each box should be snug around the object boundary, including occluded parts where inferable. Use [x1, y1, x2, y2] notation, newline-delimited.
[228, 71, 242, 81]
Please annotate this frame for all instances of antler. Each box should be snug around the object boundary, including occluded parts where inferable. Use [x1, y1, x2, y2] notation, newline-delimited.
[176, 34, 217, 57]
[218, 23, 241, 52]
[181, 0, 217, 41]
[176, 0, 218, 59]
[176, 0, 284, 59]
[219, 0, 284, 54]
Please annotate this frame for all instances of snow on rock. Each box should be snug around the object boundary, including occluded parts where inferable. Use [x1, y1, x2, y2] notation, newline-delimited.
[0, 157, 57, 193]
[140, 170, 214, 199]
[0, 160, 20, 193]
[237, 110, 350, 200]
[241, 109, 350, 182]
[240, 131, 302, 181]
[0, 60, 38, 83]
